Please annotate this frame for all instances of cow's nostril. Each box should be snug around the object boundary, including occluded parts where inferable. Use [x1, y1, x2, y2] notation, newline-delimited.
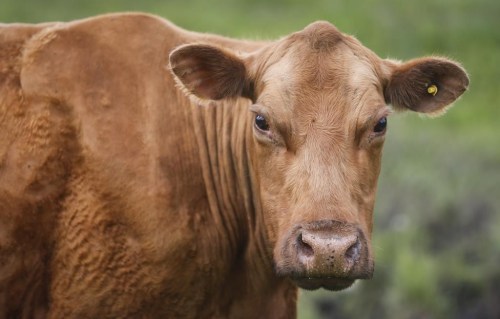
[344, 237, 360, 262]
[297, 233, 314, 257]
[286, 222, 372, 283]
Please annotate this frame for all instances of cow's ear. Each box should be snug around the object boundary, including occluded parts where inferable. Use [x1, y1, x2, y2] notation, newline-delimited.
[384, 57, 469, 116]
[169, 44, 253, 101]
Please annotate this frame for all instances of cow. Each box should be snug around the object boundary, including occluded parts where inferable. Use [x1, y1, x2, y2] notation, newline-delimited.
[0, 12, 468, 319]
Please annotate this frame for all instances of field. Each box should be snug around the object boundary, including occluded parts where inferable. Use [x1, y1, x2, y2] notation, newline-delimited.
[2, 0, 499, 318]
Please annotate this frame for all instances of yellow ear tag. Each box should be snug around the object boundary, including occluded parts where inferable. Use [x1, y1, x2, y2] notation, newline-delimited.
[427, 84, 438, 96]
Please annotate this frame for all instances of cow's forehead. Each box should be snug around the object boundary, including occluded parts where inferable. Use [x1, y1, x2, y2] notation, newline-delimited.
[258, 22, 384, 122]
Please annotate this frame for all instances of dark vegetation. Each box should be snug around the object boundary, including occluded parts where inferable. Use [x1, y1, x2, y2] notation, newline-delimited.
[1, 0, 498, 317]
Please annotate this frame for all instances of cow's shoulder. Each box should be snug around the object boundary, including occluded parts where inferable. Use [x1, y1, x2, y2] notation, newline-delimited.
[19, 13, 183, 100]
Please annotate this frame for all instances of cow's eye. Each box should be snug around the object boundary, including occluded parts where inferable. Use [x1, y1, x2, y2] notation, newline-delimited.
[255, 114, 270, 131]
[373, 116, 387, 134]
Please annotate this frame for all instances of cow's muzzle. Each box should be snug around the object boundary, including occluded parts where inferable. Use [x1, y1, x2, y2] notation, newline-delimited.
[275, 220, 373, 291]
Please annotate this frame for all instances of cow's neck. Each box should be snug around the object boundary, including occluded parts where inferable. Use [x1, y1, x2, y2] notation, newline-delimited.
[189, 99, 297, 317]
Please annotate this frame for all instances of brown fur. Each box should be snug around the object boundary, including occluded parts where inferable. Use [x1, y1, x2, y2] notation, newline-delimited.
[384, 57, 469, 115]
[0, 13, 468, 318]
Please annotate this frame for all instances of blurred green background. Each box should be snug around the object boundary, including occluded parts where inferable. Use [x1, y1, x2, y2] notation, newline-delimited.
[2, 0, 498, 318]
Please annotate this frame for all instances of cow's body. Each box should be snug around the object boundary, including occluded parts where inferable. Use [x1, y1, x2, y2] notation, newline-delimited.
[0, 13, 468, 319]
[0, 14, 280, 318]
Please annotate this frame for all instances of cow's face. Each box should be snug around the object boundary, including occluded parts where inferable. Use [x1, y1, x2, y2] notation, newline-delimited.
[170, 22, 468, 290]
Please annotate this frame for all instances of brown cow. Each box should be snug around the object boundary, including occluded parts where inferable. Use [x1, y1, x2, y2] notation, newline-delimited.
[0, 13, 468, 319]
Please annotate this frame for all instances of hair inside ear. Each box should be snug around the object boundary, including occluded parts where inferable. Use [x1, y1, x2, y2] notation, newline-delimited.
[169, 44, 252, 101]
[385, 57, 469, 115]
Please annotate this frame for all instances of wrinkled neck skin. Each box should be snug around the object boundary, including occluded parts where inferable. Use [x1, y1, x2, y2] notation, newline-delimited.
[189, 99, 296, 318]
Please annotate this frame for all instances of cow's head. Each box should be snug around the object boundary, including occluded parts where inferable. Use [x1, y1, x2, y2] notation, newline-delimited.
[169, 22, 468, 290]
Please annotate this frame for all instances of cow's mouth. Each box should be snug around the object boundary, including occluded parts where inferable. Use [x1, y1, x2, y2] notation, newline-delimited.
[291, 276, 355, 291]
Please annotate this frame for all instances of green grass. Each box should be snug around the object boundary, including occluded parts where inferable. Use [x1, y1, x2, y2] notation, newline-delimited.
[1, 1, 498, 318]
